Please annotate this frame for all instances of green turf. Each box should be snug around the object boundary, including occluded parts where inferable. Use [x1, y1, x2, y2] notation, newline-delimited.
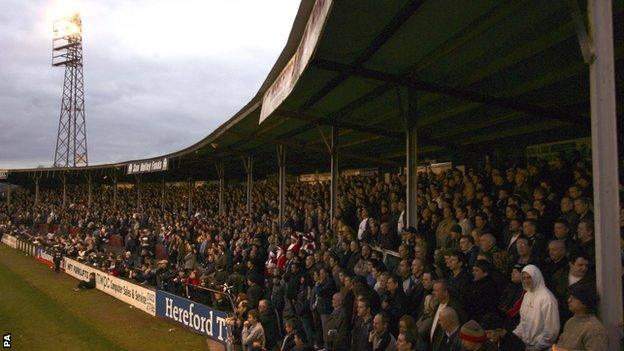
[0, 244, 209, 351]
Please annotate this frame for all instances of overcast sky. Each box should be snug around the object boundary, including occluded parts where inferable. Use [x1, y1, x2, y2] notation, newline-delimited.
[0, 0, 300, 169]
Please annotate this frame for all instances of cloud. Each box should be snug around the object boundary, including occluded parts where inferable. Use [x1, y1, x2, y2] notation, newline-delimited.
[0, 0, 300, 169]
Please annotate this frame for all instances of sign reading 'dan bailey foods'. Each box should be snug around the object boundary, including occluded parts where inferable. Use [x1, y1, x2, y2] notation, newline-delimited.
[126, 157, 168, 175]
[156, 290, 228, 344]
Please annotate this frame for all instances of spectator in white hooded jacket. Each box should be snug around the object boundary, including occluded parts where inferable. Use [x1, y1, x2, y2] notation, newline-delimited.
[513, 264, 560, 351]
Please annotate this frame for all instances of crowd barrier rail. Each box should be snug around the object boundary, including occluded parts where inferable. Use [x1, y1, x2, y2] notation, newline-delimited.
[371, 245, 401, 271]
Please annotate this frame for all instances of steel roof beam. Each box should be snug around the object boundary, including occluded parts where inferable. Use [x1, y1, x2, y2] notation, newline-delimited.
[311, 58, 587, 126]
[299, 0, 425, 111]
[275, 109, 402, 138]
[225, 130, 400, 167]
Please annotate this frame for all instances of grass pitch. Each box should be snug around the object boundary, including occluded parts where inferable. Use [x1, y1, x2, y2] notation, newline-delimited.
[0, 244, 208, 351]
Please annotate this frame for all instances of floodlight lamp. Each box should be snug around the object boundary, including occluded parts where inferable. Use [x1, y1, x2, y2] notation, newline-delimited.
[53, 13, 82, 39]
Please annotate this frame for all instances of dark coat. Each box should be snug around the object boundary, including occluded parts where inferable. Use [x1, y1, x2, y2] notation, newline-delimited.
[551, 268, 594, 323]
[407, 281, 426, 319]
[342, 289, 355, 327]
[346, 252, 361, 275]
[448, 269, 472, 304]
[314, 278, 337, 315]
[246, 283, 263, 310]
[325, 306, 349, 351]
[540, 256, 568, 286]
[497, 282, 524, 331]
[382, 288, 407, 336]
[430, 298, 467, 351]
[285, 271, 303, 301]
[463, 275, 500, 323]
[495, 331, 525, 351]
[259, 309, 279, 349]
[351, 316, 373, 351]
[280, 333, 295, 351]
[356, 283, 382, 316]
[436, 329, 461, 351]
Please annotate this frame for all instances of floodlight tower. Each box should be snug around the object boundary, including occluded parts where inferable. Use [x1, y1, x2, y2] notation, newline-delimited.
[52, 13, 88, 167]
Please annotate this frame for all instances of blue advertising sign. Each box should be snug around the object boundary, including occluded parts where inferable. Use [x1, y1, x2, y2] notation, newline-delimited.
[155, 290, 229, 344]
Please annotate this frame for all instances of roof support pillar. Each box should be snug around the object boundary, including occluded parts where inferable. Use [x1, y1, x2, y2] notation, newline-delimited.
[216, 162, 225, 216]
[277, 145, 286, 234]
[404, 87, 418, 227]
[160, 178, 165, 212]
[6, 182, 11, 209]
[34, 175, 40, 205]
[588, 0, 622, 347]
[330, 125, 339, 230]
[62, 173, 67, 208]
[112, 175, 118, 209]
[135, 175, 141, 208]
[87, 172, 92, 208]
[187, 178, 193, 216]
[242, 155, 253, 215]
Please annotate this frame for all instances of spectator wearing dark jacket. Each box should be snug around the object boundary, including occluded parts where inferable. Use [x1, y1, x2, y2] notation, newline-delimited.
[258, 299, 279, 350]
[351, 297, 374, 351]
[481, 313, 525, 351]
[381, 274, 407, 337]
[430, 280, 467, 351]
[540, 239, 568, 285]
[285, 260, 303, 313]
[406, 258, 426, 318]
[550, 253, 593, 324]
[340, 274, 356, 327]
[522, 219, 547, 260]
[370, 313, 397, 351]
[346, 241, 362, 274]
[246, 276, 263, 310]
[437, 306, 462, 351]
[354, 274, 381, 315]
[446, 251, 472, 304]
[463, 260, 500, 323]
[326, 292, 350, 351]
[295, 274, 315, 344]
[314, 268, 337, 346]
[379, 222, 400, 251]
[75, 272, 96, 290]
[280, 318, 297, 351]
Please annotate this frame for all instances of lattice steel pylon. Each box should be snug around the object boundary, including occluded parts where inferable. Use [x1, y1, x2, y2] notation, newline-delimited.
[52, 13, 88, 167]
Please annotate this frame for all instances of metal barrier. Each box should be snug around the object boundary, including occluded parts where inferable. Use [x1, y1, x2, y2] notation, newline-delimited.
[184, 282, 236, 312]
[370, 245, 401, 273]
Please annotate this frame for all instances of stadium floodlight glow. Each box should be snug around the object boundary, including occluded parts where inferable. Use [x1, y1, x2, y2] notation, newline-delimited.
[54, 16, 81, 37]
[52, 13, 82, 66]
[51, 12, 89, 167]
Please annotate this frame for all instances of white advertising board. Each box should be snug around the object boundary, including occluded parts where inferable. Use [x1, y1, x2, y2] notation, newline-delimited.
[63, 258, 156, 316]
[1, 234, 17, 248]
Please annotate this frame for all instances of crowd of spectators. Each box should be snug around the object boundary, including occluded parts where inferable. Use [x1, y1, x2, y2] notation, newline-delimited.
[1, 153, 623, 351]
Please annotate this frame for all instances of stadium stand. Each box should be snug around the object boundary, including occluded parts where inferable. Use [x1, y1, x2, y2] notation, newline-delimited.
[2, 0, 623, 350]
